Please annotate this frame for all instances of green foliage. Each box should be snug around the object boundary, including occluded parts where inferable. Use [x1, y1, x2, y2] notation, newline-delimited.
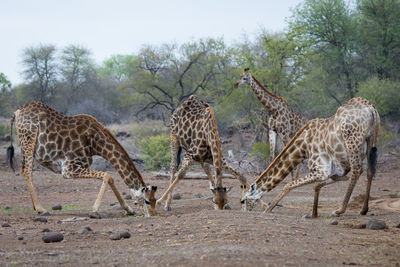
[378, 126, 396, 151]
[140, 134, 171, 170]
[0, 123, 10, 138]
[251, 142, 270, 161]
[357, 77, 400, 116]
[130, 121, 169, 143]
[0, 73, 11, 92]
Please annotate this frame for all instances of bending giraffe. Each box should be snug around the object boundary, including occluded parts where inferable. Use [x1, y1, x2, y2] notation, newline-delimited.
[234, 68, 308, 180]
[7, 102, 157, 216]
[241, 97, 379, 217]
[157, 95, 249, 211]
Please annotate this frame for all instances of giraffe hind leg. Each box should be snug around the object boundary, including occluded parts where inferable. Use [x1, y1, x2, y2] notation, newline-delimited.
[18, 128, 46, 214]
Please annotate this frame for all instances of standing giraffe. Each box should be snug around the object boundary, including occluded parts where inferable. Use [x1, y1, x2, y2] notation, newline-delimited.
[241, 97, 379, 217]
[234, 68, 308, 179]
[156, 95, 249, 211]
[7, 102, 157, 216]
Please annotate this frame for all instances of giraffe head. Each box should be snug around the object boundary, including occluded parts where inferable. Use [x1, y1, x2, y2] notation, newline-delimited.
[234, 68, 251, 88]
[132, 185, 158, 216]
[240, 183, 266, 211]
[210, 185, 230, 210]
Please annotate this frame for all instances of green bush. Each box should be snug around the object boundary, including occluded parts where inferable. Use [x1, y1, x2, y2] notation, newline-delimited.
[140, 134, 171, 170]
[0, 123, 10, 138]
[357, 77, 400, 116]
[251, 142, 270, 161]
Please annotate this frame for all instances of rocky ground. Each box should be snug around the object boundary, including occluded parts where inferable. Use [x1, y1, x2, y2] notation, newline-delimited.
[0, 151, 400, 266]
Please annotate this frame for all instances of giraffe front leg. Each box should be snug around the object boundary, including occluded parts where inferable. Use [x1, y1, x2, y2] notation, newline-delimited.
[265, 173, 319, 214]
[163, 135, 181, 211]
[65, 166, 134, 215]
[156, 155, 193, 211]
[222, 158, 249, 187]
[269, 130, 277, 163]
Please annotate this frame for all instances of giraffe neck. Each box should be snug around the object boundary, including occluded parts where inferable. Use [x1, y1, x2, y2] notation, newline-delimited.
[90, 120, 146, 190]
[255, 122, 310, 191]
[249, 75, 287, 114]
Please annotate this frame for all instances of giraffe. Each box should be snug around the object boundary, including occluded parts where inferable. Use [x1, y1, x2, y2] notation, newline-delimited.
[234, 68, 308, 180]
[7, 101, 157, 216]
[241, 97, 380, 217]
[156, 95, 250, 211]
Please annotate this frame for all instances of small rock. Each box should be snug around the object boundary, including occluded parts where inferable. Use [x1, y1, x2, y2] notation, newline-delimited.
[109, 231, 131, 240]
[172, 193, 181, 200]
[112, 203, 123, 210]
[78, 226, 93, 235]
[122, 192, 127, 195]
[42, 232, 64, 243]
[89, 211, 111, 219]
[330, 219, 339, 225]
[33, 217, 48, 223]
[124, 194, 132, 200]
[194, 193, 203, 198]
[41, 211, 51, 216]
[1, 222, 11, 227]
[4, 206, 11, 210]
[51, 204, 62, 211]
[366, 219, 387, 230]
[42, 228, 51, 232]
[302, 214, 311, 219]
[17, 236, 24, 240]
[395, 223, 400, 229]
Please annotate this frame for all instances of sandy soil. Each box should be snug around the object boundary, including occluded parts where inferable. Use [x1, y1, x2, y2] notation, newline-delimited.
[0, 153, 400, 266]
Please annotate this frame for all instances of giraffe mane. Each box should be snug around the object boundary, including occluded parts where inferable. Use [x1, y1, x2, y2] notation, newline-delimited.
[251, 75, 288, 103]
[205, 106, 222, 182]
[75, 114, 146, 187]
[254, 120, 312, 186]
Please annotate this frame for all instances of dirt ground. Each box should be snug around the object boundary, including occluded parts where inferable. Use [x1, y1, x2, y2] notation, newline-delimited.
[0, 152, 400, 266]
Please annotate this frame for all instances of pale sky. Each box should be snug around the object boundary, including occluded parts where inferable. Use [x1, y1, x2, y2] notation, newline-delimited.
[0, 0, 303, 85]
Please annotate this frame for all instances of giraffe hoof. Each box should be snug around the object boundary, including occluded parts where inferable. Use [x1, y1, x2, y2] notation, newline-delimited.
[126, 209, 136, 216]
[224, 204, 232, 210]
[164, 206, 172, 211]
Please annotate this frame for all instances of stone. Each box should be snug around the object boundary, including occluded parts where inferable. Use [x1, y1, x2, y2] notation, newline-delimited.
[78, 226, 93, 235]
[112, 203, 123, 210]
[17, 236, 24, 240]
[124, 194, 132, 200]
[172, 193, 181, 200]
[42, 228, 51, 232]
[302, 214, 311, 219]
[330, 219, 339, 225]
[195, 193, 203, 198]
[366, 219, 387, 230]
[41, 211, 51, 216]
[89, 211, 111, 219]
[42, 232, 64, 243]
[51, 204, 62, 210]
[1, 222, 11, 227]
[109, 231, 131, 240]
[4, 206, 11, 210]
[33, 217, 48, 223]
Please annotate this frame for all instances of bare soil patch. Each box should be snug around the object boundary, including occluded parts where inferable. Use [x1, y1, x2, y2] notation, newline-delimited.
[0, 153, 400, 266]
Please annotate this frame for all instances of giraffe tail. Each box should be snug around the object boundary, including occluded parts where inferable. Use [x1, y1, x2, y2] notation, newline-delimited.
[176, 146, 182, 170]
[7, 114, 15, 172]
[367, 106, 380, 177]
